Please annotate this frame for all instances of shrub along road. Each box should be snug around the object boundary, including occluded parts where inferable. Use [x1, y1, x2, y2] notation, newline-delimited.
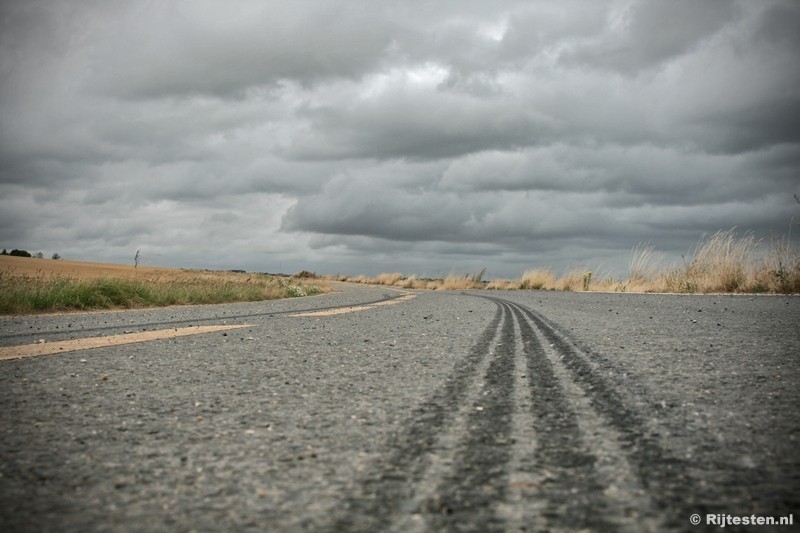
[1, 283, 798, 531]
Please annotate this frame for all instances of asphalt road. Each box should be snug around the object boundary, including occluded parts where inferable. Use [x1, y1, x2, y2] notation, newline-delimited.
[1, 283, 798, 532]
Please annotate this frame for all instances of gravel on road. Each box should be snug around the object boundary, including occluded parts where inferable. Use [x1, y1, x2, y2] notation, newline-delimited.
[1, 284, 797, 531]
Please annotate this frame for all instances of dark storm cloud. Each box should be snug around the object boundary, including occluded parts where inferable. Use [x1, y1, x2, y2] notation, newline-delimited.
[562, 0, 738, 73]
[753, 1, 800, 49]
[440, 145, 795, 207]
[1, 0, 798, 278]
[284, 189, 485, 242]
[89, 2, 396, 99]
[693, 94, 800, 154]
[285, 89, 550, 161]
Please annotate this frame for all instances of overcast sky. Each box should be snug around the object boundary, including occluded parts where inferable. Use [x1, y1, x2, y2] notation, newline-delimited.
[1, 1, 798, 279]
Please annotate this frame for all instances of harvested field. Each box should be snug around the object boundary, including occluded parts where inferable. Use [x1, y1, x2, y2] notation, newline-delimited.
[0, 256, 328, 314]
[0, 255, 180, 281]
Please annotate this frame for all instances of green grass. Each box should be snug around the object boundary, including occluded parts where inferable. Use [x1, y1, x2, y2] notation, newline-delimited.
[0, 272, 328, 314]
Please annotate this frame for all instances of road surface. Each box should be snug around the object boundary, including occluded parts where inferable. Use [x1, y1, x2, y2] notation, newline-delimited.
[1, 283, 798, 531]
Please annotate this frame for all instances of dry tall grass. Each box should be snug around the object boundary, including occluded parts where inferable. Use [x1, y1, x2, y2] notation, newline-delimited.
[396, 275, 419, 289]
[619, 229, 799, 293]
[680, 230, 758, 292]
[340, 272, 486, 290]
[486, 279, 517, 290]
[518, 268, 557, 290]
[554, 269, 586, 291]
[439, 274, 482, 290]
[374, 272, 404, 286]
[756, 234, 800, 293]
[628, 243, 663, 284]
[345, 228, 799, 294]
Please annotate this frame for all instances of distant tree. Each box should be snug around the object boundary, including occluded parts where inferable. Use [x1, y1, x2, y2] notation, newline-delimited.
[52, 253, 61, 260]
[9, 249, 31, 257]
[34, 252, 44, 259]
[1, 249, 6, 255]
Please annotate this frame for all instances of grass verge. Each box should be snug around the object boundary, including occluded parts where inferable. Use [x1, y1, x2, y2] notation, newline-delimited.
[0, 270, 328, 314]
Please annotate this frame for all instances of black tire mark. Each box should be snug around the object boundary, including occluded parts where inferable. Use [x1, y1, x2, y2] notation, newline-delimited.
[330, 302, 506, 532]
[506, 301, 614, 531]
[493, 296, 694, 529]
[423, 301, 517, 532]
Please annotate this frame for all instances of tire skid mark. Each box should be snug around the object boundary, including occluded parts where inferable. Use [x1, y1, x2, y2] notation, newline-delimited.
[331, 293, 695, 531]
[390, 303, 512, 532]
[496, 315, 539, 531]
[507, 301, 614, 531]
[423, 301, 517, 531]
[504, 297, 695, 529]
[331, 303, 505, 531]
[521, 306, 662, 531]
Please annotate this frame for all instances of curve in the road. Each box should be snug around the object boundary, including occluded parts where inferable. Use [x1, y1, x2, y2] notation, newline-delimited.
[0, 289, 414, 343]
[289, 294, 415, 317]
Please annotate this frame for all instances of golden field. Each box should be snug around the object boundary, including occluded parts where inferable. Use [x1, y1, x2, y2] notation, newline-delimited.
[0, 256, 328, 314]
[0, 255, 189, 281]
